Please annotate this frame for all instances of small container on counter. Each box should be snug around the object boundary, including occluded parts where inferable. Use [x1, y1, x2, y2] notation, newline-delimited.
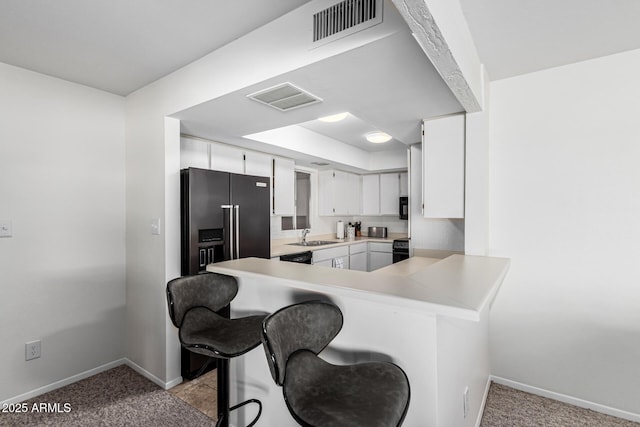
[346, 226, 355, 240]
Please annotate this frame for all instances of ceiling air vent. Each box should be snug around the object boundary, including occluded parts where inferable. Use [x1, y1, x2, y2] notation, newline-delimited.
[313, 0, 383, 45]
[247, 83, 322, 111]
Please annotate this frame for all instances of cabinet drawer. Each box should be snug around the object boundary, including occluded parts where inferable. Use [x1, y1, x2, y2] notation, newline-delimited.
[349, 242, 367, 255]
[312, 245, 349, 263]
[314, 255, 349, 269]
[368, 242, 392, 253]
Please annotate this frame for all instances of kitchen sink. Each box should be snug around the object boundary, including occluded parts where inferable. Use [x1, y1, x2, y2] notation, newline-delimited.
[287, 240, 337, 247]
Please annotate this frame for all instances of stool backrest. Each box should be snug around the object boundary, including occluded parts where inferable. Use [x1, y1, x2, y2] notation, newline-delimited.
[261, 300, 343, 385]
[166, 273, 238, 328]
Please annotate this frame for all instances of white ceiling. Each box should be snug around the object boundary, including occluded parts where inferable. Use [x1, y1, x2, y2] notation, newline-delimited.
[3, 0, 640, 163]
[459, 0, 640, 80]
[174, 25, 463, 155]
[0, 0, 310, 95]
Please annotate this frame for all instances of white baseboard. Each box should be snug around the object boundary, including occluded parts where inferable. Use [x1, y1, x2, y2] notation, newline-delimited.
[0, 358, 126, 406]
[490, 376, 640, 424]
[475, 377, 492, 427]
[124, 358, 182, 390]
[0, 358, 185, 406]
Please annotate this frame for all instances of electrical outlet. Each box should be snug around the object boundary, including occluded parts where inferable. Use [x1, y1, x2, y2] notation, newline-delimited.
[463, 386, 469, 418]
[25, 340, 41, 361]
[0, 220, 12, 237]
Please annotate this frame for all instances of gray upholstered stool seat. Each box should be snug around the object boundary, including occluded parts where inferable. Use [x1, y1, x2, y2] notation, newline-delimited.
[262, 301, 410, 427]
[285, 350, 410, 426]
[167, 273, 266, 427]
[180, 307, 264, 358]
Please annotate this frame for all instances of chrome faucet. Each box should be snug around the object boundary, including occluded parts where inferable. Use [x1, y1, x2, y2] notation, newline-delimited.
[301, 228, 310, 243]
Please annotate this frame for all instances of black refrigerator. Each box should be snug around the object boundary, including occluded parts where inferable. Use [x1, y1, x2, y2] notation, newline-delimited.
[180, 167, 270, 378]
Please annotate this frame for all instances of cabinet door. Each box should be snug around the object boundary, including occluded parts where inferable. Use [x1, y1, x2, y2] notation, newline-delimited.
[400, 172, 409, 196]
[349, 251, 367, 271]
[180, 137, 209, 169]
[369, 251, 393, 271]
[379, 173, 400, 215]
[361, 174, 380, 215]
[333, 171, 349, 215]
[273, 157, 295, 216]
[347, 173, 361, 215]
[318, 170, 335, 216]
[423, 114, 465, 218]
[210, 142, 244, 174]
[245, 151, 272, 177]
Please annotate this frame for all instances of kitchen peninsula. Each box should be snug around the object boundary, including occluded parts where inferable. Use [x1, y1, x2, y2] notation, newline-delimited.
[207, 254, 509, 426]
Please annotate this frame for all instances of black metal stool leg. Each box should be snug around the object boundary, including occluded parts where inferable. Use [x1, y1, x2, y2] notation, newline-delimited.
[216, 359, 230, 427]
[215, 359, 262, 427]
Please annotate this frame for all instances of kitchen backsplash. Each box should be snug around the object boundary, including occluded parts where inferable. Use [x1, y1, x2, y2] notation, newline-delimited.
[271, 214, 408, 240]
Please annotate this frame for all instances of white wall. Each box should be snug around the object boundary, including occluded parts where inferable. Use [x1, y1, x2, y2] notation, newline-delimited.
[0, 63, 126, 402]
[489, 49, 640, 417]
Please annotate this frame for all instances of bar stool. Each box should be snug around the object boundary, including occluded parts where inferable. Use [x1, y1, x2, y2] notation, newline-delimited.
[261, 300, 411, 426]
[166, 273, 265, 427]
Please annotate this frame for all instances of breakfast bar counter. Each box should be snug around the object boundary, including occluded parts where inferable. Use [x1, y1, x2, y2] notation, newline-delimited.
[207, 254, 510, 426]
[208, 254, 509, 321]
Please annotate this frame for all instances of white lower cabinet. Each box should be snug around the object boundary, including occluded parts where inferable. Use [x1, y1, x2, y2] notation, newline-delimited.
[312, 246, 349, 269]
[348, 242, 368, 271]
[368, 242, 393, 271]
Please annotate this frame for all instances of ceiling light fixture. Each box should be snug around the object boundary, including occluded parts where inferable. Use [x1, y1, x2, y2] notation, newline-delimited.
[318, 112, 349, 123]
[366, 131, 392, 143]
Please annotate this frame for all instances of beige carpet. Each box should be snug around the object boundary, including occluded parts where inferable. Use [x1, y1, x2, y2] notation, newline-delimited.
[481, 382, 639, 427]
[2, 367, 638, 426]
[0, 365, 212, 427]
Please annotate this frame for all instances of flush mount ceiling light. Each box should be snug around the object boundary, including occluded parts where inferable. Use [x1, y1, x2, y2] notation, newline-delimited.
[318, 112, 349, 123]
[366, 131, 392, 143]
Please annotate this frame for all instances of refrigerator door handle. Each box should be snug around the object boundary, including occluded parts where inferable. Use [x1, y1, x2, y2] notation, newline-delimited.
[234, 205, 240, 260]
[221, 205, 234, 259]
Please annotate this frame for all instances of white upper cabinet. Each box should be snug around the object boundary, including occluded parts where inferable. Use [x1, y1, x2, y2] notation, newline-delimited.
[379, 173, 400, 215]
[347, 172, 361, 215]
[180, 137, 209, 169]
[318, 170, 361, 216]
[361, 174, 380, 215]
[318, 170, 334, 216]
[210, 142, 245, 174]
[244, 151, 272, 178]
[272, 157, 295, 216]
[400, 172, 408, 197]
[362, 173, 406, 216]
[423, 114, 465, 218]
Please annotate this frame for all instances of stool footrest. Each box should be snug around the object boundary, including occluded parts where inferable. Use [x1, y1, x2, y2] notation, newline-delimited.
[215, 398, 262, 427]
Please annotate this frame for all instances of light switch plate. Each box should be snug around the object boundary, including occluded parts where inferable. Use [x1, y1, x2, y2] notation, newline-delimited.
[0, 220, 12, 237]
[151, 218, 161, 235]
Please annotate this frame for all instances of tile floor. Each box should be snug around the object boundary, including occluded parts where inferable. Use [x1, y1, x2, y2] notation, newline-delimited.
[169, 369, 218, 421]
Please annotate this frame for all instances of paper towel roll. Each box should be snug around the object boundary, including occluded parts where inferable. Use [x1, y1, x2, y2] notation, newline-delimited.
[336, 220, 344, 239]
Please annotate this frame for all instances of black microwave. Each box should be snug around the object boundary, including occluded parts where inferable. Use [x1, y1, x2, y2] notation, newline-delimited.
[399, 197, 408, 220]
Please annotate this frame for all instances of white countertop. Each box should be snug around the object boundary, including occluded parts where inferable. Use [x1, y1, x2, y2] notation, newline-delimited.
[271, 234, 404, 257]
[207, 254, 510, 321]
